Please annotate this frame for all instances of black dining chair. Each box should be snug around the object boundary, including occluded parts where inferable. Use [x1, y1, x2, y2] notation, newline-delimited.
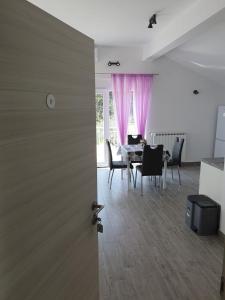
[128, 134, 142, 145]
[134, 145, 163, 195]
[128, 134, 143, 162]
[167, 137, 184, 185]
[106, 139, 134, 189]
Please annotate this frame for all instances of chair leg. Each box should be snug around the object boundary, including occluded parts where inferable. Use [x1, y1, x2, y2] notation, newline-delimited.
[141, 176, 143, 196]
[171, 167, 174, 180]
[134, 169, 137, 188]
[177, 166, 181, 185]
[110, 169, 114, 190]
[108, 170, 111, 183]
[129, 170, 132, 182]
[130, 169, 135, 186]
[121, 169, 123, 180]
[154, 176, 156, 187]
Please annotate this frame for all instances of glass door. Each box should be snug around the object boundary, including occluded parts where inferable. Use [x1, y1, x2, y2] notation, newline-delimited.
[96, 89, 109, 167]
[96, 90, 120, 167]
[108, 91, 120, 161]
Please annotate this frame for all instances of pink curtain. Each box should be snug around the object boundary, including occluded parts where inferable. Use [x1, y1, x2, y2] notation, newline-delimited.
[112, 74, 153, 144]
[112, 74, 133, 145]
[133, 75, 153, 137]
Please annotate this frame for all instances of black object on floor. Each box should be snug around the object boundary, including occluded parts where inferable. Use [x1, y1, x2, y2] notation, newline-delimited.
[186, 194, 220, 235]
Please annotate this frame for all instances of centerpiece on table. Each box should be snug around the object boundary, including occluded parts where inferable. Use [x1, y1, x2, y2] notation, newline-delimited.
[140, 139, 147, 147]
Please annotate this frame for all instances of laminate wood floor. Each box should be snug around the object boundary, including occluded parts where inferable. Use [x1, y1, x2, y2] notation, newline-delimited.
[97, 166, 224, 300]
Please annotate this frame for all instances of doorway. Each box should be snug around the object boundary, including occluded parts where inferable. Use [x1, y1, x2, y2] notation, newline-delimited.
[96, 89, 120, 167]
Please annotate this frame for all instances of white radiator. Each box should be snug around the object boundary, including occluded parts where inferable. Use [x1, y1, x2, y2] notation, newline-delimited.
[149, 132, 187, 161]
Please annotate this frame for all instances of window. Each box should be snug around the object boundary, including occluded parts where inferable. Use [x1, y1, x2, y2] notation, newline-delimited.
[127, 92, 137, 136]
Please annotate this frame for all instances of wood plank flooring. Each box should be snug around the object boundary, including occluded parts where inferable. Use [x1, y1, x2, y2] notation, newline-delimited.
[97, 166, 224, 300]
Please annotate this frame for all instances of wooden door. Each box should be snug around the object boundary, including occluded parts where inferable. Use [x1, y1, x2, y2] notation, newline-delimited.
[221, 244, 225, 298]
[0, 0, 99, 299]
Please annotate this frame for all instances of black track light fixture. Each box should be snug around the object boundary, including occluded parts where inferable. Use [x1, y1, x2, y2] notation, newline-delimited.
[151, 14, 157, 25]
[148, 13, 157, 29]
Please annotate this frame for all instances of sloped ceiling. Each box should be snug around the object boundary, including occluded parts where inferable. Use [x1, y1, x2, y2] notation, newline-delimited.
[28, 0, 225, 87]
[167, 14, 225, 86]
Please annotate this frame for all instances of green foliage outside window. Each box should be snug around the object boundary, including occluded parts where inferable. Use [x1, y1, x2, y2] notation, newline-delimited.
[96, 91, 136, 146]
[96, 94, 103, 124]
[109, 92, 114, 122]
[96, 92, 115, 124]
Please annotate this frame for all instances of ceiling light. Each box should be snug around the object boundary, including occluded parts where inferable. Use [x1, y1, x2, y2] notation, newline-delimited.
[151, 14, 157, 25]
[148, 14, 157, 29]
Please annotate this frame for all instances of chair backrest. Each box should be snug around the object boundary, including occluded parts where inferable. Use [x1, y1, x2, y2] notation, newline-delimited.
[106, 139, 113, 169]
[142, 145, 163, 176]
[128, 134, 142, 145]
[172, 137, 184, 167]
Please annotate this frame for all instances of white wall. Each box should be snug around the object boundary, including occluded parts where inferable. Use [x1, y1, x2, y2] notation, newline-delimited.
[95, 46, 225, 161]
[149, 57, 225, 162]
[95, 46, 157, 74]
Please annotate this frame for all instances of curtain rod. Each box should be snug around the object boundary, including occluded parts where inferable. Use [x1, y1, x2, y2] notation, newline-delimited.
[95, 72, 159, 75]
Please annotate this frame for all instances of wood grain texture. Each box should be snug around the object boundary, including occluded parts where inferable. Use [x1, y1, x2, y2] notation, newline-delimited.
[0, 0, 98, 299]
[221, 246, 225, 299]
[98, 166, 224, 300]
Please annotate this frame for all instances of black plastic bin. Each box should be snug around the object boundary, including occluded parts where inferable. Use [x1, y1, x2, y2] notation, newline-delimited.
[185, 195, 196, 230]
[186, 195, 220, 235]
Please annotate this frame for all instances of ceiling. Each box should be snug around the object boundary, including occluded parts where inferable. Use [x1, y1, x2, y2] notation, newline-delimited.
[28, 0, 225, 86]
[167, 14, 225, 86]
[28, 0, 196, 46]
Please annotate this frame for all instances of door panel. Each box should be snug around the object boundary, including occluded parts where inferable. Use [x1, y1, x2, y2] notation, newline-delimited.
[0, 1, 98, 299]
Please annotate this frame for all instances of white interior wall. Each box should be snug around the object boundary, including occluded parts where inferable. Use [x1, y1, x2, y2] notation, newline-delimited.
[95, 47, 157, 74]
[95, 46, 225, 162]
[149, 57, 225, 162]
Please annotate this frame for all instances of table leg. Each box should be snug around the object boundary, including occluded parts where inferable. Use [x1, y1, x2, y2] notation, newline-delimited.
[163, 160, 167, 189]
[127, 155, 130, 189]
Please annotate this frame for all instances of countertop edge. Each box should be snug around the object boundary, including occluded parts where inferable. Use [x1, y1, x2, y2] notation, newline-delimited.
[201, 158, 224, 171]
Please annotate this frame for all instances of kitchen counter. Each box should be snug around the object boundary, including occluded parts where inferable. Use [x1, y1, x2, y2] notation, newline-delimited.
[199, 158, 225, 233]
[201, 157, 224, 171]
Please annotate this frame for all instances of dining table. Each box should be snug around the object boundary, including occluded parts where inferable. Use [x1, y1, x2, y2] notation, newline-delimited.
[121, 144, 169, 190]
